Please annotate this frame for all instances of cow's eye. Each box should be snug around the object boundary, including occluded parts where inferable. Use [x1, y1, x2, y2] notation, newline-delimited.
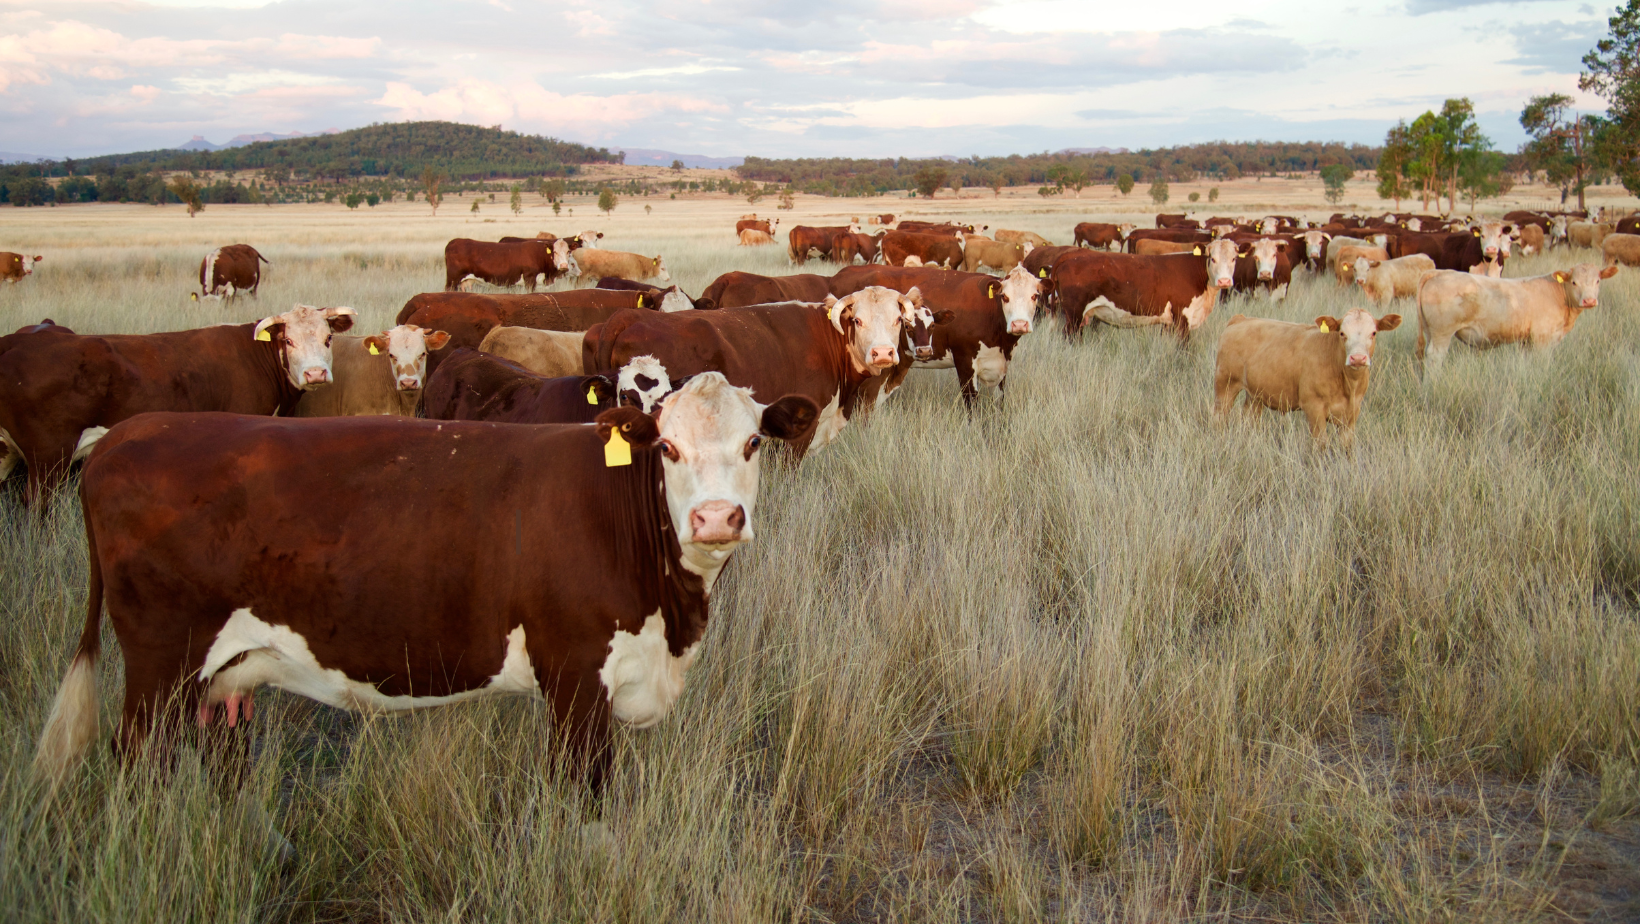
[746, 434, 762, 458]
[325, 335, 333, 346]
[853, 317, 863, 327]
[657, 439, 680, 462]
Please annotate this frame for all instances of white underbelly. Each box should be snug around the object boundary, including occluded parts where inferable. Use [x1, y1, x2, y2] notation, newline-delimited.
[598, 611, 698, 729]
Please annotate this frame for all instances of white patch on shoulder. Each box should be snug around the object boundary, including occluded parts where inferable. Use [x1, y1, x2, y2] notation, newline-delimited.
[198, 608, 541, 712]
[973, 342, 1007, 390]
[598, 610, 698, 728]
[811, 388, 847, 450]
[71, 427, 109, 462]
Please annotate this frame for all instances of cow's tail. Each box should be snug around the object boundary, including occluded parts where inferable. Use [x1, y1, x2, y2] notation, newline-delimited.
[33, 509, 105, 790]
[253, 247, 270, 265]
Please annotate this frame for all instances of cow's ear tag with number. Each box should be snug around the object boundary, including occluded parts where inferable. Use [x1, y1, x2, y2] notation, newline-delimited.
[256, 328, 271, 341]
[587, 384, 599, 405]
[604, 427, 632, 467]
[368, 343, 380, 356]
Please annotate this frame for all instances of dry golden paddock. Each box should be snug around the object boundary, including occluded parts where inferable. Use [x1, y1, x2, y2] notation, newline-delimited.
[0, 178, 1637, 922]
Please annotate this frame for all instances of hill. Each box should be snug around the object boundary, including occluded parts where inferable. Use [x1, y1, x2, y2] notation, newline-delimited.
[176, 129, 340, 152]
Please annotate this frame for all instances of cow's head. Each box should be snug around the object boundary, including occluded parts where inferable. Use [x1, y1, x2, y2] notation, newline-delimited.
[1550, 216, 1570, 240]
[996, 263, 1043, 335]
[1303, 230, 1332, 261]
[1117, 223, 1137, 239]
[362, 325, 451, 391]
[826, 286, 912, 373]
[900, 287, 954, 361]
[619, 354, 672, 412]
[1555, 262, 1619, 309]
[1259, 217, 1278, 235]
[637, 372, 818, 582]
[550, 238, 572, 272]
[1314, 308, 1401, 368]
[1196, 238, 1239, 288]
[1350, 256, 1380, 291]
[847, 222, 863, 235]
[253, 304, 357, 389]
[581, 231, 603, 249]
[1242, 238, 1285, 281]
[655, 286, 693, 312]
[652, 256, 671, 283]
[1474, 222, 1513, 261]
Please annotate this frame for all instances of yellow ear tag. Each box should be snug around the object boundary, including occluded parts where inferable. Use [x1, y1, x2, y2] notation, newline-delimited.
[1318, 321, 1329, 332]
[1038, 268, 1047, 277]
[587, 384, 598, 405]
[256, 328, 271, 342]
[604, 428, 632, 467]
[368, 343, 380, 356]
[988, 284, 995, 298]
[1193, 246, 1202, 255]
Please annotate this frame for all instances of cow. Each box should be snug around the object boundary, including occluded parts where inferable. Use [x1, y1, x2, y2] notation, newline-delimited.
[1389, 229, 1507, 277]
[571, 249, 670, 286]
[294, 326, 451, 418]
[589, 288, 916, 456]
[896, 221, 982, 235]
[995, 229, 1052, 248]
[1333, 245, 1389, 286]
[962, 238, 1032, 275]
[1567, 221, 1614, 249]
[787, 223, 861, 264]
[499, 232, 598, 251]
[595, 277, 699, 312]
[1156, 214, 1199, 229]
[1295, 231, 1332, 271]
[830, 231, 883, 266]
[831, 264, 1039, 404]
[1416, 263, 1619, 372]
[396, 290, 652, 378]
[1213, 309, 1402, 449]
[739, 229, 775, 246]
[736, 218, 778, 236]
[2, 252, 42, 282]
[0, 320, 74, 483]
[699, 272, 832, 309]
[1515, 223, 1545, 256]
[1051, 239, 1240, 340]
[869, 214, 896, 226]
[1601, 232, 1640, 267]
[1125, 229, 1212, 253]
[477, 326, 585, 378]
[445, 238, 572, 292]
[1232, 238, 1292, 299]
[1135, 239, 1195, 255]
[31, 373, 821, 808]
[1073, 222, 1134, 250]
[423, 348, 619, 424]
[196, 244, 269, 301]
[881, 230, 964, 268]
[1352, 254, 1437, 303]
[0, 305, 355, 505]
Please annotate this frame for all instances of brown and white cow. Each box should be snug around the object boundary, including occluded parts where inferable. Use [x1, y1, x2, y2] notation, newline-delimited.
[196, 244, 269, 301]
[1052, 239, 1239, 339]
[787, 223, 862, 264]
[1416, 264, 1618, 372]
[1333, 245, 1389, 286]
[32, 374, 820, 800]
[293, 325, 451, 418]
[396, 289, 653, 375]
[1214, 309, 1402, 449]
[881, 230, 964, 268]
[445, 238, 573, 291]
[0, 305, 355, 504]
[1232, 238, 1292, 299]
[2, 252, 42, 282]
[736, 217, 778, 236]
[699, 271, 832, 309]
[1073, 222, 1135, 250]
[738, 229, 775, 246]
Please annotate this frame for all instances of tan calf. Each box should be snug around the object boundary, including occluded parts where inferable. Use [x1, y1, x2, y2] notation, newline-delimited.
[294, 325, 451, 417]
[1214, 308, 1402, 448]
[995, 229, 1052, 248]
[1334, 245, 1388, 286]
[738, 229, 775, 246]
[1567, 221, 1614, 249]
[1353, 254, 1436, 303]
[961, 238, 1031, 274]
[477, 326, 585, 378]
[1416, 263, 1618, 372]
[1600, 232, 1640, 267]
[572, 249, 670, 285]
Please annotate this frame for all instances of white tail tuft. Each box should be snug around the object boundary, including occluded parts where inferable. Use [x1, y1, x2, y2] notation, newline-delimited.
[33, 653, 99, 788]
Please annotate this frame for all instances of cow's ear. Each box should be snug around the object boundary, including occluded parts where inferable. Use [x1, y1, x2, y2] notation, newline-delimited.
[695, 297, 718, 310]
[1472, 228, 1482, 236]
[252, 317, 283, 342]
[825, 294, 853, 334]
[933, 309, 956, 324]
[1315, 316, 1341, 332]
[585, 375, 618, 406]
[1367, 260, 1381, 269]
[1274, 240, 1287, 249]
[425, 330, 452, 351]
[325, 307, 357, 333]
[759, 395, 820, 442]
[1376, 314, 1403, 332]
[363, 335, 387, 356]
[1192, 246, 1203, 256]
[595, 407, 660, 448]
[1600, 265, 1620, 279]
[1554, 271, 1569, 283]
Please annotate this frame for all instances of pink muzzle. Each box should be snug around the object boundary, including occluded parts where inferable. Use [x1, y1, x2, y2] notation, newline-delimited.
[303, 367, 330, 385]
[690, 501, 745, 544]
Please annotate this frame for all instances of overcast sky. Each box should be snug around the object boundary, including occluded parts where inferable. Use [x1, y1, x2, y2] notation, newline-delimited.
[0, 0, 1615, 159]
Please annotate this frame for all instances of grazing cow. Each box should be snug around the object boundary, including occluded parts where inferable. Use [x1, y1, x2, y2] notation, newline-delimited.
[700, 271, 832, 309]
[1156, 214, 1199, 229]
[1232, 238, 1292, 299]
[831, 264, 1039, 404]
[881, 230, 964, 268]
[196, 244, 269, 301]
[590, 288, 915, 456]
[423, 348, 618, 424]
[1416, 263, 1618, 371]
[738, 229, 775, 246]
[1073, 222, 1135, 250]
[396, 290, 651, 378]
[962, 238, 1032, 274]
[596, 277, 699, 312]
[736, 218, 778, 236]
[32, 374, 820, 801]
[294, 326, 451, 418]
[995, 229, 1052, 248]
[1601, 232, 1640, 267]
[571, 249, 670, 286]
[1051, 239, 1240, 339]
[1213, 309, 1402, 448]
[445, 238, 572, 292]
[477, 326, 585, 378]
[2, 252, 42, 282]
[1333, 245, 1389, 286]
[896, 221, 982, 235]
[831, 231, 883, 265]
[1352, 254, 1437, 303]
[0, 305, 355, 504]
[787, 223, 861, 264]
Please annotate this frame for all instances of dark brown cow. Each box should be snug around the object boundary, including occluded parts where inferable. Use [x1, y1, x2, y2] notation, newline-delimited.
[1073, 222, 1136, 250]
[589, 288, 917, 457]
[831, 263, 1041, 404]
[1229, 238, 1294, 299]
[0, 320, 74, 484]
[423, 348, 618, 424]
[1051, 239, 1239, 339]
[444, 238, 572, 291]
[596, 277, 701, 312]
[396, 290, 652, 376]
[196, 244, 268, 301]
[31, 375, 820, 803]
[787, 223, 860, 264]
[1, 252, 42, 283]
[880, 230, 964, 268]
[1156, 214, 1200, 229]
[699, 271, 832, 309]
[0, 305, 355, 504]
[895, 220, 983, 236]
[1388, 228, 1510, 276]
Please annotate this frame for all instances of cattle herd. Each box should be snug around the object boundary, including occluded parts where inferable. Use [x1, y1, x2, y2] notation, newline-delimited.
[0, 202, 1622, 828]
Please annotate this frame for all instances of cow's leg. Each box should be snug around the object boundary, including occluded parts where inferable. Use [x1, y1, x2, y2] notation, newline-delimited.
[953, 350, 979, 407]
[1212, 372, 1243, 421]
[1304, 404, 1331, 450]
[549, 671, 615, 799]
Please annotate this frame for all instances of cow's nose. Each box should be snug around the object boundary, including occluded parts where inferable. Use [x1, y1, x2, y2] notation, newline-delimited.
[1009, 319, 1031, 334]
[914, 347, 934, 360]
[869, 345, 897, 366]
[1582, 298, 1598, 307]
[1347, 354, 1370, 367]
[690, 501, 745, 545]
[397, 376, 421, 390]
[303, 367, 330, 385]
[1258, 271, 1273, 281]
[1216, 277, 1234, 287]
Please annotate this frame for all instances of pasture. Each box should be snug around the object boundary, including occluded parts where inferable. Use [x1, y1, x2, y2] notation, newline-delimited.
[1, 196, 1638, 922]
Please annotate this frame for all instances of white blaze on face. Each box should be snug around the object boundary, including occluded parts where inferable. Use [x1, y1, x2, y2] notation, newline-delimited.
[1204, 239, 1238, 289]
[658, 287, 692, 312]
[1559, 262, 1619, 308]
[551, 239, 571, 271]
[1248, 238, 1282, 280]
[996, 263, 1042, 335]
[374, 325, 448, 391]
[599, 610, 697, 728]
[1303, 231, 1329, 261]
[1335, 308, 1382, 368]
[1350, 256, 1375, 290]
[253, 304, 357, 390]
[618, 354, 671, 412]
[580, 231, 602, 249]
[827, 287, 908, 373]
[1117, 223, 1136, 240]
[655, 372, 770, 587]
[1477, 222, 1512, 260]
[1404, 218, 1423, 232]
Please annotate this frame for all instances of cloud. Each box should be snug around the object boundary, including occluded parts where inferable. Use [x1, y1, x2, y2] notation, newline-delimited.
[1403, 0, 1548, 13]
[1505, 18, 1603, 73]
[373, 79, 727, 136]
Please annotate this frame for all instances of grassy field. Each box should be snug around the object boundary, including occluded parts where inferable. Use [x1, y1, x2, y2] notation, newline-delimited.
[0, 194, 1637, 922]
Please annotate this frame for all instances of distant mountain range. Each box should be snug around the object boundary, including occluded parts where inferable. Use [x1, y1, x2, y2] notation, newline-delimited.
[0, 151, 47, 164]
[614, 147, 743, 169]
[1059, 146, 1129, 155]
[176, 129, 342, 152]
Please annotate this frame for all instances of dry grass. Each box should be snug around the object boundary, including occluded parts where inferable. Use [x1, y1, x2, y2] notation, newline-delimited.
[0, 197, 1637, 922]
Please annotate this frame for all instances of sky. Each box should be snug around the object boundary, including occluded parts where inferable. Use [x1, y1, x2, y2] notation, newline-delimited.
[0, 0, 1617, 160]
